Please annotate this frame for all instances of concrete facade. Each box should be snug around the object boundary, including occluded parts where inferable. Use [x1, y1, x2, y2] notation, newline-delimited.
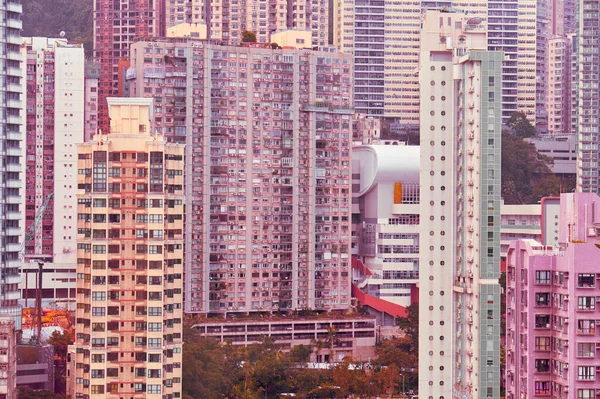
[418, 10, 502, 398]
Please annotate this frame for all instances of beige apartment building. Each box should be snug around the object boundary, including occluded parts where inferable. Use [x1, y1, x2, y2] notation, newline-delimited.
[72, 98, 183, 399]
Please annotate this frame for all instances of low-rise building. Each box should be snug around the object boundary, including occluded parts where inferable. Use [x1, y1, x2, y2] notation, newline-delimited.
[15, 344, 54, 392]
[351, 145, 419, 323]
[527, 133, 577, 177]
[193, 315, 377, 363]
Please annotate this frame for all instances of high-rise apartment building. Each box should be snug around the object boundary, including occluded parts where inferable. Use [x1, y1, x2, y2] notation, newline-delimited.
[22, 37, 84, 262]
[338, 0, 421, 123]
[0, 0, 24, 330]
[126, 39, 353, 314]
[505, 192, 600, 399]
[165, 0, 204, 28]
[577, 0, 600, 193]
[93, 0, 164, 133]
[169, 0, 330, 48]
[73, 98, 183, 398]
[20, 37, 85, 309]
[418, 10, 502, 398]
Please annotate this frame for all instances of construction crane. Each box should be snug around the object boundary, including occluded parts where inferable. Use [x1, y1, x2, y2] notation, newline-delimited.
[19, 193, 54, 343]
[20, 192, 54, 261]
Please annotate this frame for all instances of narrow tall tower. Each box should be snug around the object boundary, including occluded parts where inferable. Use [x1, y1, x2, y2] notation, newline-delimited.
[419, 10, 502, 399]
[577, 0, 600, 193]
[73, 98, 183, 398]
[0, 0, 24, 330]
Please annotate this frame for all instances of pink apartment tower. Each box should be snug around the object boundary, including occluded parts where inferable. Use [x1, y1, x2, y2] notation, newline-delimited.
[506, 192, 600, 399]
[126, 39, 354, 314]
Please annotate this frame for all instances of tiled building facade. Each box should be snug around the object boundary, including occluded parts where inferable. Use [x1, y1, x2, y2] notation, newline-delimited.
[126, 39, 353, 315]
[73, 98, 183, 399]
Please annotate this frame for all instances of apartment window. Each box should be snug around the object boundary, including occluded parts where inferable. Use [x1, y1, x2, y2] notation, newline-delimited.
[578, 366, 595, 380]
[91, 385, 104, 394]
[534, 381, 550, 395]
[535, 271, 551, 284]
[92, 151, 107, 192]
[92, 245, 105, 254]
[91, 369, 104, 378]
[148, 338, 161, 347]
[578, 389, 596, 399]
[535, 293, 550, 306]
[535, 359, 550, 373]
[578, 273, 596, 288]
[578, 343, 595, 358]
[535, 337, 550, 351]
[91, 292, 105, 301]
[148, 307, 162, 316]
[578, 296, 595, 311]
[535, 314, 550, 328]
[148, 322, 162, 332]
[91, 307, 105, 316]
[578, 320, 596, 334]
[148, 385, 161, 394]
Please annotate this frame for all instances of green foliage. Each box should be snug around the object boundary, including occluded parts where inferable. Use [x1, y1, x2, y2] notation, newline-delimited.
[502, 130, 563, 204]
[22, 0, 93, 57]
[48, 329, 74, 362]
[396, 302, 418, 354]
[241, 30, 257, 43]
[18, 387, 64, 399]
[506, 112, 536, 138]
[182, 322, 417, 398]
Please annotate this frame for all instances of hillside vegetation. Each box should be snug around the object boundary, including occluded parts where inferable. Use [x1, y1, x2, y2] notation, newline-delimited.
[21, 0, 93, 57]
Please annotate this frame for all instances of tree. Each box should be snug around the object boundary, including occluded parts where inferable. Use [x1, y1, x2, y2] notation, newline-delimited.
[271, 43, 280, 49]
[18, 387, 64, 399]
[506, 112, 536, 138]
[396, 302, 418, 354]
[502, 130, 562, 204]
[48, 329, 74, 362]
[242, 30, 257, 43]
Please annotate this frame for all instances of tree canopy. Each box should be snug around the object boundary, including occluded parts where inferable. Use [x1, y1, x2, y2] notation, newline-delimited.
[182, 323, 417, 398]
[241, 30, 257, 43]
[22, 0, 93, 57]
[501, 130, 564, 204]
[506, 112, 536, 138]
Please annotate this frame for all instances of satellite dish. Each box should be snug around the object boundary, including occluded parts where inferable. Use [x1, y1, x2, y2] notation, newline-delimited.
[59, 31, 66, 38]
